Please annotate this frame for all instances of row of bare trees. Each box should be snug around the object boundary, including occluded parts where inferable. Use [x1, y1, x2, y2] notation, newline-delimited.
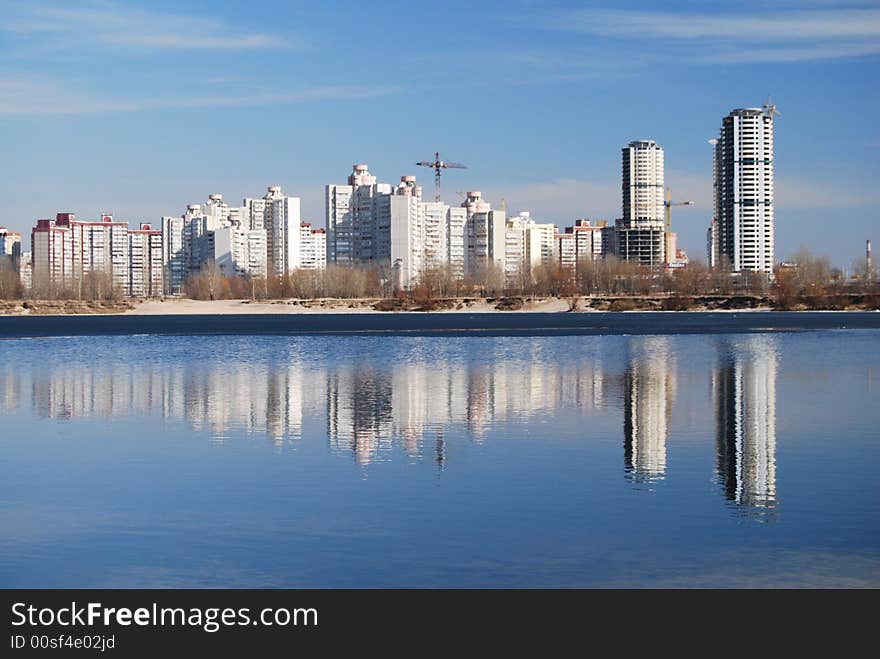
[3, 249, 876, 304]
[0, 262, 123, 301]
[183, 262, 390, 301]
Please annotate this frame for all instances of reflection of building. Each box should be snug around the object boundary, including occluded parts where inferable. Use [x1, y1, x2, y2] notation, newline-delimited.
[327, 367, 394, 465]
[714, 336, 778, 510]
[15, 361, 321, 446]
[623, 337, 675, 483]
[3, 341, 615, 469]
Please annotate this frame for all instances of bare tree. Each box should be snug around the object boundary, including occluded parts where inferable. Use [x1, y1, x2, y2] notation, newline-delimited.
[0, 261, 23, 299]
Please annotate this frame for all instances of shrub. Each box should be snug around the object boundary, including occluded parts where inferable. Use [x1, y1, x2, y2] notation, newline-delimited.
[609, 298, 637, 312]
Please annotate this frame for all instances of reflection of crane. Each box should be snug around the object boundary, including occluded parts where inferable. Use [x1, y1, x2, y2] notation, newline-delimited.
[416, 152, 467, 201]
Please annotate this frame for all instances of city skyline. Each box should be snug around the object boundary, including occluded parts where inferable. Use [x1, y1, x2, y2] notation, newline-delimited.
[1, 1, 878, 267]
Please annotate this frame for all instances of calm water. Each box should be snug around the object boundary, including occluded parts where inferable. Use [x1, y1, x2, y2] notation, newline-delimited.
[1, 331, 879, 587]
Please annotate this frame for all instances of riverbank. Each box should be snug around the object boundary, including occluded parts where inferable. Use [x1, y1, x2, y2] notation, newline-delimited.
[1, 293, 877, 316]
[1, 310, 878, 338]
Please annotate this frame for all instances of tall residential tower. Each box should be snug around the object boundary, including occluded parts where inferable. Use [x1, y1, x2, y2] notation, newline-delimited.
[616, 140, 665, 268]
[712, 106, 776, 273]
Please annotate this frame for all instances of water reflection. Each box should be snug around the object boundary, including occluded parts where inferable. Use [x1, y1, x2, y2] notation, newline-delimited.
[623, 337, 675, 483]
[0, 335, 779, 514]
[714, 336, 778, 513]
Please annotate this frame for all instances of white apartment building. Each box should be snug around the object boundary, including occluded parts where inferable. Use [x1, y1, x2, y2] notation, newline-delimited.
[163, 187, 317, 293]
[32, 213, 163, 297]
[243, 196, 266, 231]
[213, 223, 268, 279]
[19, 251, 32, 290]
[418, 199, 468, 279]
[162, 204, 212, 295]
[128, 223, 164, 297]
[326, 167, 470, 288]
[326, 164, 394, 265]
[713, 107, 775, 273]
[386, 176, 425, 288]
[558, 232, 577, 271]
[463, 191, 505, 275]
[617, 140, 666, 268]
[299, 223, 326, 270]
[69, 214, 131, 292]
[446, 207, 467, 278]
[422, 200, 447, 271]
[504, 212, 557, 284]
[557, 219, 611, 270]
[263, 186, 303, 277]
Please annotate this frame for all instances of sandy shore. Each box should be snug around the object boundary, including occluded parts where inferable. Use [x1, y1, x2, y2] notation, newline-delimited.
[125, 298, 574, 315]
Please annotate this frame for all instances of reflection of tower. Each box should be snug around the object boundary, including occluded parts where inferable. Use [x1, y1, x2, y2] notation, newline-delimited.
[434, 432, 446, 473]
[465, 367, 493, 441]
[326, 366, 393, 465]
[714, 336, 778, 511]
[623, 337, 675, 483]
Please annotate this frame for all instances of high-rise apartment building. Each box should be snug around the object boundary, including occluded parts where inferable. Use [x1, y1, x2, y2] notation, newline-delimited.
[299, 223, 326, 270]
[713, 107, 775, 273]
[162, 204, 213, 294]
[213, 223, 268, 279]
[325, 164, 394, 265]
[128, 223, 164, 297]
[385, 176, 426, 287]
[19, 252, 32, 290]
[0, 227, 22, 268]
[32, 213, 163, 297]
[164, 188, 320, 293]
[326, 167, 470, 288]
[504, 212, 557, 284]
[462, 191, 505, 276]
[557, 219, 611, 271]
[707, 219, 718, 268]
[263, 186, 303, 277]
[616, 140, 666, 267]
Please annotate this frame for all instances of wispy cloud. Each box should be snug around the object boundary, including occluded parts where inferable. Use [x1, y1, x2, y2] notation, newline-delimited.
[543, 7, 880, 63]
[561, 8, 880, 40]
[2, 0, 289, 51]
[0, 78, 397, 116]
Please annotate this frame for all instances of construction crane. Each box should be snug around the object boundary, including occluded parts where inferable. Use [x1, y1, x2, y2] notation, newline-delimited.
[664, 187, 694, 266]
[664, 187, 694, 234]
[763, 96, 781, 119]
[416, 152, 467, 201]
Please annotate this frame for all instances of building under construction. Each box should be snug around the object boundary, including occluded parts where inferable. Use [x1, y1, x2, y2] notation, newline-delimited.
[616, 140, 666, 268]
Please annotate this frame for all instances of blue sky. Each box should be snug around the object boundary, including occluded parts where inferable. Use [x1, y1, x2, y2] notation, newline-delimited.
[1, 0, 878, 267]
